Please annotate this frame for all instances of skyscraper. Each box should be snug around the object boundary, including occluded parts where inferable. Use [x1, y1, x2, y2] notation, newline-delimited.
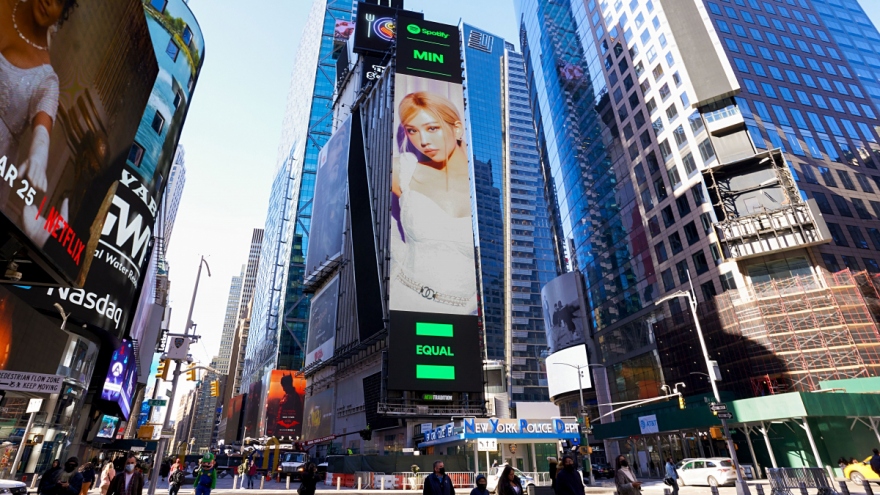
[217, 268, 244, 375]
[519, 0, 880, 463]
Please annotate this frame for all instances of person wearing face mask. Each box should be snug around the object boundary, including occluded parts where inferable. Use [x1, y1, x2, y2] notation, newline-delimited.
[106, 454, 144, 495]
[55, 457, 84, 495]
[553, 455, 585, 495]
[470, 474, 489, 495]
[423, 461, 454, 495]
[614, 456, 641, 495]
[38, 459, 62, 495]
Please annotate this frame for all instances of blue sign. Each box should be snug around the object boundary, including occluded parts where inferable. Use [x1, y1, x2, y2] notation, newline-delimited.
[100, 339, 137, 420]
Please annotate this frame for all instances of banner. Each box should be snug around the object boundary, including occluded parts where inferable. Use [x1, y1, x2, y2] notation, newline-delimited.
[302, 388, 334, 441]
[305, 275, 340, 367]
[541, 272, 589, 354]
[100, 339, 137, 420]
[264, 370, 306, 439]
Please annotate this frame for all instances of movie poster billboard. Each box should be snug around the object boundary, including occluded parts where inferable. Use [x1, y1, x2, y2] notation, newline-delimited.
[302, 388, 334, 441]
[265, 370, 306, 439]
[541, 271, 589, 354]
[305, 118, 351, 278]
[224, 394, 246, 444]
[242, 379, 264, 439]
[305, 275, 340, 367]
[386, 15, 483, 393]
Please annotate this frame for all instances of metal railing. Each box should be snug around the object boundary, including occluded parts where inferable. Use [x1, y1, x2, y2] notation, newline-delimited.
[767, 467, 839, 495]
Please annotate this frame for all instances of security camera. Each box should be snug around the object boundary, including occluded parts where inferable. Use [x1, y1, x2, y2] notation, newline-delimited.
[4, 262, 21, 282]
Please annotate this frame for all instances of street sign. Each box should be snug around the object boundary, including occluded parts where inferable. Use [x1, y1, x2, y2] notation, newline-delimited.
[717, 412, 733, 420]
[477, 439, 497, 451]
[581, 427, 594, 435]
[305, 435, 337, 446]
[0, 372, 63, 394]
[709, 403, 728, 412]
[26, 399, 43, 413]
[147, 399, 168, 407]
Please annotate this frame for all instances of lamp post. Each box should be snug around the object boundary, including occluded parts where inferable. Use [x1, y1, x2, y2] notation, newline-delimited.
[552, 362, 601, 485]
[654, 277, 751, 495]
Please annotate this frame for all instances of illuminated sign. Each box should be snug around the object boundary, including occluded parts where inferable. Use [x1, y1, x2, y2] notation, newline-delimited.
[396, 13, 461, 83]
[353, 3, 418, 55]
[100, 339, 137, 420]
[463, 418, 580, 439]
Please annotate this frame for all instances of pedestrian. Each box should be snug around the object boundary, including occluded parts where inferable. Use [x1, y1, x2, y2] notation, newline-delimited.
[247, 461, 258, 489]
[298, 463, 319, 495]
[38, 460, 62, 495]
[193, 453, 217, 495]
[554, 455, 584, 495]
[80, 462, 96, 495]
[497, 466, 523, 495]
[422, 461, 454, 495]
[105, 454, 144, 495]
[168, 463, 185, 495]
[470, 475, 488, 495]
[56, 458, 85, 495]
[547, 457, 558, 492]
[664, 457, 679, 495]
[838, 458, 848, 470]
[870, 448, 880, 477]
[99, 459, 116, 495]
[614, 456, 641, 495]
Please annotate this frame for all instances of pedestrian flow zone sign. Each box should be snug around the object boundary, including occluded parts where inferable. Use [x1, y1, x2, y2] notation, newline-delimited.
[0, 371, 63, 394]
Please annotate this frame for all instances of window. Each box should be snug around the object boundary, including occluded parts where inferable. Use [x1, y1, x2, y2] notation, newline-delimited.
[182, 26, 194, 46]
[698, 139, 716, 162]
[868, 228, 880, 250]
[666, 104, 679, 121]
[150, 0, 168, 12]
[693, 250, 710, 274]
[669, 232, 683, 254]
[837, 170, 856, 190]
[821, 253, 841, 272]
[700, 212, 713, 234]
[673, 125, 687, 148]
[150, 111, 165, 134]
[165, 39, 180, 61]
[847, 225, 869, 249]
[659, 139, 673, 162]
[761, 83, 777, 98]
[856, 173, 875, 193]
[818, 166, 837, 187]
[684, 221, 700, 245]
[688, 113, 704, 134]
[744, 78, 759, 94]
[842, 256, 860, 271]
[864, 259, 880, 274]
[659, 83, 671, 100]
[827, 222, 849, 247]
[676, 195, 691, 217]
[661, 205, 675, 227]
[173, 90, 183, 109]
[655, 242, 669, 262]
[692, 184, 706, 205]
[652, 64, 664, 81]
[676, 260, 690, 285]
[127, 142, 145, 167]
[683, 152, 697, 176]
[831, 195, 853, 217]
[701, 281, 718, 302]
[801, 165, 818, 184]
[662, 268, 675, 291]
[648, 216, 661, 236]
[812, 192, 833, 214]
[667, 166, 682, 188]
[646, 98, 658, 115]
[720, 272, 737, 291]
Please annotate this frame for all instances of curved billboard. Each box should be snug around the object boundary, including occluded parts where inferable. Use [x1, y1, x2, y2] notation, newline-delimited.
[541, 271, 589, 355]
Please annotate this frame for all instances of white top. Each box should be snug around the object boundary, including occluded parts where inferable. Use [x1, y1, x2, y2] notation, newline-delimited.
[0, 51, 59, 162]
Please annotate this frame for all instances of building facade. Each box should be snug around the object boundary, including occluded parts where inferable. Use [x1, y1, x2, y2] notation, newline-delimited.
[217, 269, 244, 376]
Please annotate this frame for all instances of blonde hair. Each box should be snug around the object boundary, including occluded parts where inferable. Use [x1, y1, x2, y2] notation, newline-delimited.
[399, 92, 462, 134]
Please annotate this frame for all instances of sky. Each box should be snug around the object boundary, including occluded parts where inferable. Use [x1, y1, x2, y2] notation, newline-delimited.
[161, 0, 519, 388]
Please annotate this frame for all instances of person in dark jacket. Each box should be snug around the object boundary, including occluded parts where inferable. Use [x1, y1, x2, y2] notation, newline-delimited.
[554, 456, 584, 495]
[80, 463, 96, 495]
[423, 461, 455, 495]
[299, 463, 320, 495]
[470, 474, 489, 495]
[38, 460, 62, 495]
[106, 454, 144, 495]
[547, 457, 558, 492]
[497, 466, 524, 495]
[56, 457, 84, 495]
[870, 449, 880, 476]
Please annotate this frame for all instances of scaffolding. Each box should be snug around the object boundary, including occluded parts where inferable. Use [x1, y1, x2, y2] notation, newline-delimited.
[713, 269, 880, 394]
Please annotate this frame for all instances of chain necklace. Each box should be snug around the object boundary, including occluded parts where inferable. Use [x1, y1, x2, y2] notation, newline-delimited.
[12, 0, 48, 51]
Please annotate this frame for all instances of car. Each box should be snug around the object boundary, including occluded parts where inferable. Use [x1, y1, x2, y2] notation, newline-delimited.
[843, 457, 880, 485]
[277, 452, 309, 480]
[590, 463, 614, 479]
[0, 479, 28, 495]
[486, 465, 536, 493]
[676, 458, 745, 487]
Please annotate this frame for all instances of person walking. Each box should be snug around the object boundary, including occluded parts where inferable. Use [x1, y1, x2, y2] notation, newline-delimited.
[497, 466, 524, 495]
[168, 463, 185, 495]
[80, 463, 96, 495]
[870, 449, 880, 477]
[554, 456, 585, 495]
[247, 461, 258, 489]
[422, 461, 454, 495]
[99, 459, 116, 495]
[38, 460, 62, 495]
[298, 463, 319, 495]
[105, 455, 144, 495]
[470, 475, 488, 495]
[664, 457, 679, 495]
[193, 453, 217, 495]
[614, 456, 641, 495]
[56, 458, 84, 495]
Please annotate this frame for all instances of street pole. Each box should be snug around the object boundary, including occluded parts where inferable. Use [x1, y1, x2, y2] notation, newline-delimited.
[554, 363, 594, 485]
[9, 408, 37, 478]
[148, 257, 210, 495]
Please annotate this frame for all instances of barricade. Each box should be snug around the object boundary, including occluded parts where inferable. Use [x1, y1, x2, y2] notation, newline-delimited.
[767, 468, 839, 495]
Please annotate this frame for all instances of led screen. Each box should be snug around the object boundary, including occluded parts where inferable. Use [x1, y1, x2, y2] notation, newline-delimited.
[302, 388, 334, 441]
[96, 415, 120, 439]
[265, 370, 306, 439]
[545, 344, 591, 398]
[541, 271, 589, 354]
[101, 339, 136, 419]
[305, 275, 340, 367]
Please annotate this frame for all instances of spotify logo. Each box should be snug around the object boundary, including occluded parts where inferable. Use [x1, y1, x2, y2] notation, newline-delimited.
[407, 24, 420, 34]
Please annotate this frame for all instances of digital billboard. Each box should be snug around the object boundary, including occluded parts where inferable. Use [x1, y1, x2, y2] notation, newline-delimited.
[387, 18, 481, 393]
[96, 415, 120, 439]
[224, 393, 246, 444]
[265, 371, 306, 439]
[305, 275, 340, 367]
[545, 344, 591, 398]
[101, 339, 137, 420]
[353, 3, 398, 55]
[302, 388, 334, 441]
[541, 271, 589, 354]
[305, 118, 352, 278]
[0, 285, 68, 375]
[0, 0, 158, 286]
[242, 379, 264, 439]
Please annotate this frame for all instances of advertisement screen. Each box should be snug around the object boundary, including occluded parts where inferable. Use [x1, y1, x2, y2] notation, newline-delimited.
[353, 2, 398, 55]
[242, 379, 264, 439]
[101, 339, 136, 419]
[541, 272, 589, 354]
[302, 388, 334, 441]
[96, 415, 120, 439]
[224, 393, 246, 444]
[0, 0, 158, 286]
[305, 275, 339, 367]
[545, 344, 591, 398]
[305, 118, 352, 278]
[0, 286, 68, 374]
[265, 371, 306, 439]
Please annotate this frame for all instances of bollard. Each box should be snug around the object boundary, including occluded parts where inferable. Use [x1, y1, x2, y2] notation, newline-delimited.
[798, 481, 809, 495]
[234, 475, 238, 490]
[710, 484, 720, 495]
[839, 480, 850, 495]
[864, 479, 875, 495]
[358, 477, 362, 490]
[756, 483, 765, 495]
[664, 489, 671, 495]
[382, 475, 386, 491]
[337, 476, 341, 490]
[261, 475, 265, 490]
[287, 476, 290, 490]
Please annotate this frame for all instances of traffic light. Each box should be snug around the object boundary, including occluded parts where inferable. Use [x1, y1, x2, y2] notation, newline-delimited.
[678, 395, 686, 410]
[186, 365, 197, 381]
[156, 359, 170, 380]
[210, 380, 220, 397]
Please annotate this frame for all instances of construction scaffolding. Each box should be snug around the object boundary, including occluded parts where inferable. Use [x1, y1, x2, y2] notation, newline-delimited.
[713, 269, 880, 395]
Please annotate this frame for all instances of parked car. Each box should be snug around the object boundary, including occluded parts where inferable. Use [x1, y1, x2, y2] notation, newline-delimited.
[676, 458, 745, 487]
[486, 465, 535, 493]
[0, 479, 28, 495]
[844, 457, 880, 485]
[590, 463, 614, 479]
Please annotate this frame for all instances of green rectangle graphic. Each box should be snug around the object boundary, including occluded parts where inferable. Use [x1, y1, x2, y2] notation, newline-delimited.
[416, 365, 455, 380]
[416, 322, 453, 338]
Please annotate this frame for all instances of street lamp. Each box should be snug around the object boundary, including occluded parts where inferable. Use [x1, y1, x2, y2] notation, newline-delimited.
[654, 278, 751, 495]
[552, 362, 602, 485]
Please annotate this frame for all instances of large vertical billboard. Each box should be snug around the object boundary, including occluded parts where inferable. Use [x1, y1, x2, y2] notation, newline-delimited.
[0, 0, 158, 286]
[305, 275, 340, 367]
[305, 119, 351, 278]
[100, 339, 137, 420]
[541, 271, 589, 354]
[302, 388, 334, 441]
[386, 15, 483, 393]
[264, 370, 306, 439]
[223, 393, 246, 444]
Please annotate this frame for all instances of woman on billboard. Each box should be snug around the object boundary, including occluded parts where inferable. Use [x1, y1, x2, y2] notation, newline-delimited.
[0, 0, 76, 239]
[391, 85, 478, 315]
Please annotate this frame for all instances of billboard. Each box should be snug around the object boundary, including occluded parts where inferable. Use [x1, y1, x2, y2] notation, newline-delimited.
[305, 275, 340, 367]
[224, 394, 246, 444]
[387, 17, 482, 392]
[265, 371, 306, 439]
[0, 0, 158, 286]
[545, 344, 591, 398]
[353, 3, 398, 55]
[100, 339, 137, 420]
[242, 379, 264, 439]
[302, 388, 334, 441]
[96, 415, 120, 439]
[541, 271, 589, 354]
[0, 286, 68, 375]
[305, 118, 352, 278]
